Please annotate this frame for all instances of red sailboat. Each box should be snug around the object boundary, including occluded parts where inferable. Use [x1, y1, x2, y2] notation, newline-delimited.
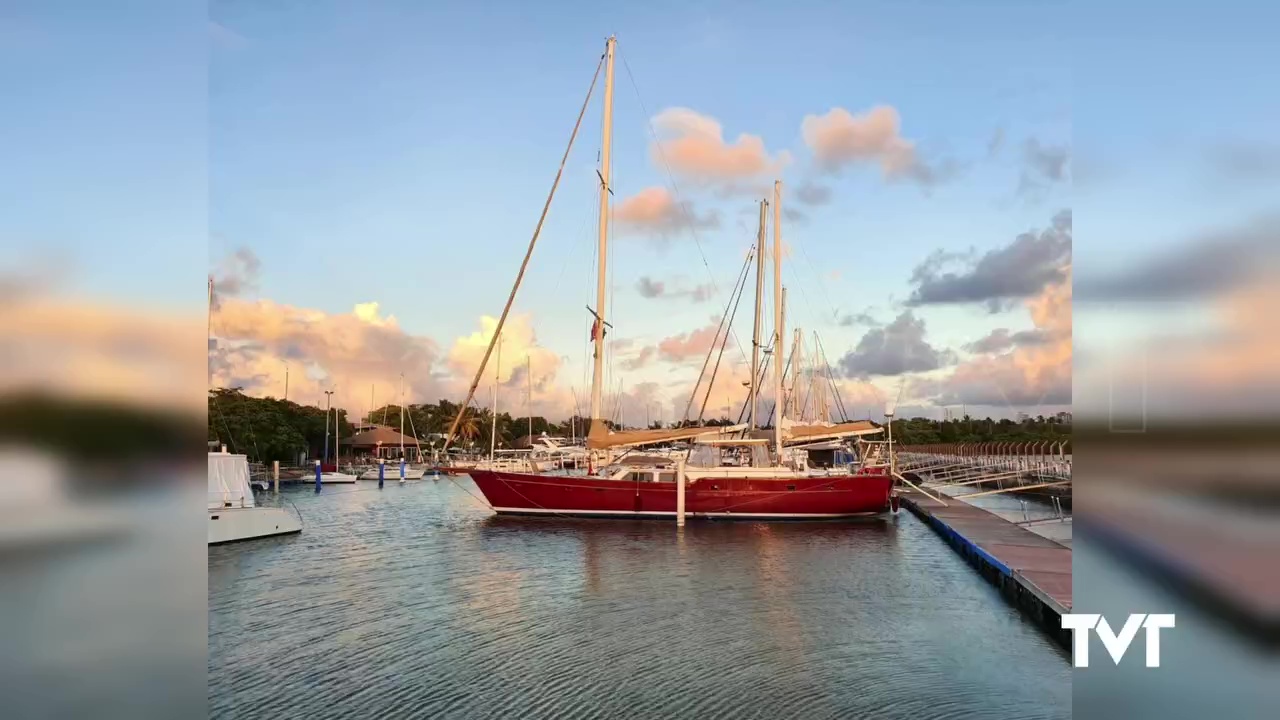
[442, 36, 901, 521]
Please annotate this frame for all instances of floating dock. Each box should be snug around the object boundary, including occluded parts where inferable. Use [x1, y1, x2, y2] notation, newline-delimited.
[900, 489, 1072, 648]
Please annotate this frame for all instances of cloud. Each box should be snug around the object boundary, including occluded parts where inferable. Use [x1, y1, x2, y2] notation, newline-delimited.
[620, 346, 657, 372]
[794, 181, 833, 206]
[1018, 138, 1071, 196]
[615, 186, 720, 237]
[801, 106, 946, 186]
[209, 247, 261, 309]
[656, 319, 723, 363]
[2, 293, 204, 413]
[211, 297, 443, 409]
[838, 311, 956, 377]
[1076, 213, 1279, 302]
[636, 275, 714, 303]
[1207, 143, 1280, 184]
[964, 328, 1050, 354]
[783, 206, 810, 225]
[649, 108, 789, 187]
[837, 310, 880, 328]
[931, 268, 1072, 408]
[987, 127, 1005, 158]
[907, 208, 1072, 310]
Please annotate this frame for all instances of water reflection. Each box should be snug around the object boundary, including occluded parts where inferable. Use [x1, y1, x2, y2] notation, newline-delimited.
[209, 480, 1070, 719]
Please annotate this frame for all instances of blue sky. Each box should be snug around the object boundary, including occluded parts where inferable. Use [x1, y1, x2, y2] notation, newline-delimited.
[21, 1, 1275, 420]
[206, 0, 1072, 412]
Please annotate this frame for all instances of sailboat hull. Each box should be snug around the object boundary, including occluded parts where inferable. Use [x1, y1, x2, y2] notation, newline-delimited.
[467, 470, 893, 519]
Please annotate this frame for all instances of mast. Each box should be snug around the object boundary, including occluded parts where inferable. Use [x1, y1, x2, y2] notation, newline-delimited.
[749, 199, 767, 430]
[589, 35, 616, 425]
[790, 328, 801, 418]
[772, 180, 784, 455]
[399, 373, 405, 458]
[527, 354, 533, 441]
[490, 333, 502, 464]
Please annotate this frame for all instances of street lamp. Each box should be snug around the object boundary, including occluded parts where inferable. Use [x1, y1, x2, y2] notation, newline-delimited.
[323, 389, 336, 465]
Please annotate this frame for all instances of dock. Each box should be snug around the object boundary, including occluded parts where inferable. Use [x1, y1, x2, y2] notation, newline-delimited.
[900, 489, 1072, 648]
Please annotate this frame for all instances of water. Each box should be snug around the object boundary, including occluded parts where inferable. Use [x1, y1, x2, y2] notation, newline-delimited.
[209, 479, 1070, 719]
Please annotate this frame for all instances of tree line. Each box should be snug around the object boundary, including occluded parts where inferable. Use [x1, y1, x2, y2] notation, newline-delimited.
[208, 388, 1071, 463]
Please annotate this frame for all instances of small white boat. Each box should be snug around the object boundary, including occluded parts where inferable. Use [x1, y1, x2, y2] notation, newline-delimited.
[359, 463, 426, 480]
[209, 451, 301, 544]
[318, 471, 358, 484]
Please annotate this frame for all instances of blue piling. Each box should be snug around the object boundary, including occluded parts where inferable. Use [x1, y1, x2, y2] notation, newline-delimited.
[400, 460, 406, 482]
[378, 459, 385, 489]
[314, 460, 322, 493]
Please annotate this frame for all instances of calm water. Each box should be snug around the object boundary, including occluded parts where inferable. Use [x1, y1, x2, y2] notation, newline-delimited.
[208, 479, 1070, 719]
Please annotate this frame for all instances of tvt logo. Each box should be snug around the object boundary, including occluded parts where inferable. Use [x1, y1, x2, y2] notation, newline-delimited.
[1062, 613, 1175, 668]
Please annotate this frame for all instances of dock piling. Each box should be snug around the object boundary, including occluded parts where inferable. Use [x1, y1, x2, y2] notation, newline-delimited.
[378, 458, 385, 489]
[314, 460, 322, 493]
[273, 460, 280, 493]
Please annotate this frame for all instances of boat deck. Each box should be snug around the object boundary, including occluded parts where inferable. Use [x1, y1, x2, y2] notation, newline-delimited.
[899, 489, 1072, 647]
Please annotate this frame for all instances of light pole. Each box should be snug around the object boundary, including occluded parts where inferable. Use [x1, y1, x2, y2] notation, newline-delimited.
[323, 389, 335, 465]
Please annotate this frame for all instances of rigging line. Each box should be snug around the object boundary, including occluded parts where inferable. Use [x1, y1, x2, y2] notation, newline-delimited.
[696, 243, 752, 420]
[618, 46, 749, 365]
[443, 51, 605, 452]
[793, 230, 840, 322]
[762, 338, 793, 422]
[209, 393, 238, 455]
[735, 350, 772, 426]
[815, 333, 850, 423]
[698, 254, 752, 423]
[681, 244, 754, 424]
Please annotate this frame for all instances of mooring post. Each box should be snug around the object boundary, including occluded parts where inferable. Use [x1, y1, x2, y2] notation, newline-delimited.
[676, 456, 687, 528]
[378, 458, 385, 489]
[273, 460, 280, 493]
[400, 458, 406, 484]
[314, 459, 322, 493]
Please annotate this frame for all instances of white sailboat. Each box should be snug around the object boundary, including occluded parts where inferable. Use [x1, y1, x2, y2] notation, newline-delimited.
[209, 450, 301, 544]
[321, 394, 358, 483]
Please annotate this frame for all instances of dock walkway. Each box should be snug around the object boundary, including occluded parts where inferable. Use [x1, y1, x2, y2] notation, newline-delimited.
[900, 490, 1072, 648]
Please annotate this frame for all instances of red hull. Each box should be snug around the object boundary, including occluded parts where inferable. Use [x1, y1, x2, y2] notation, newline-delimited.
[468, 469, 894, 519]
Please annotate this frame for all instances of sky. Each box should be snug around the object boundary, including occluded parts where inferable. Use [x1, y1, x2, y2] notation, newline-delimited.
[6, 1, 1274, 424]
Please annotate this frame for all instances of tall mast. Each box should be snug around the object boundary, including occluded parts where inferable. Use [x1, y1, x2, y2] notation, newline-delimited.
[749, 199, 767, 430]
[490, 333, 502, 464]
[772, 181, 784, 455]
[527, 354, 533, 441]
[790, 328, 801, 419]
[589, 35, 616, 424]
[399, 373, 405, 456]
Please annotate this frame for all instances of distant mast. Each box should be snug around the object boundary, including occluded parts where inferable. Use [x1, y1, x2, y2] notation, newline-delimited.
[749, 199, 767, 430]
[588, 35, 617, 426]
[772, 180, 784, 455]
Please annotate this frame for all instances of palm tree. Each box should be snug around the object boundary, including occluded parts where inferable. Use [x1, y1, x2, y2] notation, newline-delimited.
[458, 412, 480, 444]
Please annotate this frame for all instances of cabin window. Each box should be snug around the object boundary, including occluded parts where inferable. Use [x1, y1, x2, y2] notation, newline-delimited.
[658, 472, 676, 483]
[626, 471, 653, 483]
[687, 445, 718, 468]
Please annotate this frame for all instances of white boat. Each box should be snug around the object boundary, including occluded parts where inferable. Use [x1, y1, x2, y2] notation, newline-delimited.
[318, 471, 358, 484]
[209, 451, 301, 544]
[358, 463, 426, 480]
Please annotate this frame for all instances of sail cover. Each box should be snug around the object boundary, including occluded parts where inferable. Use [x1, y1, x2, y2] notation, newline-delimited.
[586, 420, 747, 450]
[784, 420, 882, 443]
[208, 452, 255, 510]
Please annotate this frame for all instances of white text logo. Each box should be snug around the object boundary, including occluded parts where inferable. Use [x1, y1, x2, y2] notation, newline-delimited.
[1061, 613, 1175, 667]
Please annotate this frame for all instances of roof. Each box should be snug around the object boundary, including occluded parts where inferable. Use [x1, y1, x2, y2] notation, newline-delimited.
[342, 426, 421, 447]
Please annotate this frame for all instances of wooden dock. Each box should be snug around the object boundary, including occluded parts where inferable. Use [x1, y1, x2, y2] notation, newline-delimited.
[899, 489, 1072, 648]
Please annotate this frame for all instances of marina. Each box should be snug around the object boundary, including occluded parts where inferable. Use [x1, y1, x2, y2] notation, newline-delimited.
[208, 478, 1071, 719]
